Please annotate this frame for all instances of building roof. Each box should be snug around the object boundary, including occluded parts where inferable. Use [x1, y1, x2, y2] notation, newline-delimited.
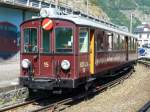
[134, 23, 150, 34]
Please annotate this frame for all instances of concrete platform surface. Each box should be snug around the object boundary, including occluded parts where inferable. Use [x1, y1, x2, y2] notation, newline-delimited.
[0, 60, 19, 88]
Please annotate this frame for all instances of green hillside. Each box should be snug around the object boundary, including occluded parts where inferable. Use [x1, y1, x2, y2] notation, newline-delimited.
[91, 0, 150, 32]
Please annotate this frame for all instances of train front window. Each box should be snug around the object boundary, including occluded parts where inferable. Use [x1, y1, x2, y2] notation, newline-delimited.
[55, 27, 73, 53]
[23, 28, 37, 53]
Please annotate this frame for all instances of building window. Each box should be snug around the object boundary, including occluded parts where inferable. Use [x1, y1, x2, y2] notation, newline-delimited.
[139, 34, 142, 39]
[138, 40, 142, 47]
[144, 40, 148, 45]
[147, 33, 149, 39]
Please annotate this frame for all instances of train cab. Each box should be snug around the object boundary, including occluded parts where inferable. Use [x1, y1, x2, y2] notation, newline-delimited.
[19, 11, 95, 90]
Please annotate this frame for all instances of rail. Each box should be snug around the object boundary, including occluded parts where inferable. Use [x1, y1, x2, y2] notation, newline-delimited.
[138, 59, 150, 67]
[0, 99, 37, 111]
[0, 0, 126, 32]
[138, 101, 150, 112]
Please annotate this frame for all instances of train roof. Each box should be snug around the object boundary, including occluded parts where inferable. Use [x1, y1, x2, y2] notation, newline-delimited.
[22, 15, 138, 39]
[51, 15, 138, 39]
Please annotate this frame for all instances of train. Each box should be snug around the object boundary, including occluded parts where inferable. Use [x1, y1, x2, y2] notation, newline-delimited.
[19, 8, 138, 93]
[0, 21, 19, 59]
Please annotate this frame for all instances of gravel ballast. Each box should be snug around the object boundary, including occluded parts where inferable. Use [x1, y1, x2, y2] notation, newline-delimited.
[63, 64, 150, 112]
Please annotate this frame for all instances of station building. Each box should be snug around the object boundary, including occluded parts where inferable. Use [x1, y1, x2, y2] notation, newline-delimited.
[134, 23, 150, 48]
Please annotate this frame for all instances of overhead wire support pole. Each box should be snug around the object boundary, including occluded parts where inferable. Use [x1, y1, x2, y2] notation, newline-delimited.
[86, 0, 88, 15]
[55, 0, 58, 10]
[130, 13, 133, 33]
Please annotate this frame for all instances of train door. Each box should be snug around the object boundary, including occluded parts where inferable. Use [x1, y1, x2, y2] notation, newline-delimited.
[39, 28, 53, 77]
[79, 28, 90, 77]
[90, 29, 95, 74]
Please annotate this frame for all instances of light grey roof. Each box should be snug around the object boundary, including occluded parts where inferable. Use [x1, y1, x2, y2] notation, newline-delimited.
[134, 25, 150, 34]
[50, 15, 138, 39]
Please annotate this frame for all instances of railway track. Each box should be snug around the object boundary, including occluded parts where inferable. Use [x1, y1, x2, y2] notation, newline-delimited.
[0, 67, 134, 112]
[0, 97, 42, 112]
[138, 101, 150, 112]
[138, 59, 150, 67]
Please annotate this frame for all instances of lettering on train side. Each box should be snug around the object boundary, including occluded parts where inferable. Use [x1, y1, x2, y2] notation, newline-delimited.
[80, 62, 89, 68]
[43, 62, 49, 68]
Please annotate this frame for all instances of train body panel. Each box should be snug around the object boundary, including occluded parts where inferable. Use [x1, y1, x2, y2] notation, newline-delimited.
[19, 12, 138, 91]
[95, 51, 126, 74]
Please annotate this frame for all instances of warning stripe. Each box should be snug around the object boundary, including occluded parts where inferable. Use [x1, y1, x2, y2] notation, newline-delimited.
[43, 20, 52, 29]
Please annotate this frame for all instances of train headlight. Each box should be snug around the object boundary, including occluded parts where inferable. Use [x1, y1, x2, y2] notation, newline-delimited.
[61, 60, 70, 70]
[21, 59, 31, 69]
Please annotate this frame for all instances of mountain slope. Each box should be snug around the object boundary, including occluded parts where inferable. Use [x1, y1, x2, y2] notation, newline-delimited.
[96, 0, 150, 31]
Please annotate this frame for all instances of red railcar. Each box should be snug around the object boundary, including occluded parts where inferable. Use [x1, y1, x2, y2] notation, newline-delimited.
[20, 9, 137, 92]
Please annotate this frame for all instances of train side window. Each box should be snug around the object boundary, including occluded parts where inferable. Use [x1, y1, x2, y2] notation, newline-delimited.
[96, 30, 104, 52]
[23, 28, 37, 53]
[131, 38, 134, 50]
[113, 33, 119, 50]
[79, 28, 89, 53]
[120, 35, 125, 50]
[117, 35, 121, 50]
[133, 38, 136, 50]
[108, 33, 113, 51]
[134, 38, 135, 50]
[128, 37, 131, 51]
[42, 29, 50, 53]
[135, 39, 138, 49]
